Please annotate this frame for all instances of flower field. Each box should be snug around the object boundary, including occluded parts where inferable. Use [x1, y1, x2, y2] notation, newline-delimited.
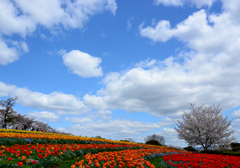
[0, 129, 240, 168]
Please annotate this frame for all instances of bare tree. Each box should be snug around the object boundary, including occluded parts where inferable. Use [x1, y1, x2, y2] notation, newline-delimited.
[127, 138, 135, 143]
[173, 103, 237, 151]
[0, 97, 18, 128]
[144, 134, 165, 145]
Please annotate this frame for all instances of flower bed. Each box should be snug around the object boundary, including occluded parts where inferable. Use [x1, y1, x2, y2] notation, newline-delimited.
[0, 129, 239, 167]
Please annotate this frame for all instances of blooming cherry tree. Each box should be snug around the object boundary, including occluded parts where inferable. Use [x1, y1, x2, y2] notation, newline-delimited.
[173, 103, 237, 151]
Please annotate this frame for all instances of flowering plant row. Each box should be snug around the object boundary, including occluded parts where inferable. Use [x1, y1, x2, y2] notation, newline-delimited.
[2, 143, 145, 157]
[0, 130, 135, 146]
[0, 134, 189, 168]
[72, 148, 189, 168]
[1, 130, 239, 168]
[0, 143, 138, 167]
[163, 153, 240, 168]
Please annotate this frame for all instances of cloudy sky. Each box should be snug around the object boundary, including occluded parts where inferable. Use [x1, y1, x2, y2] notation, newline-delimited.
[0, 0, 240, 147]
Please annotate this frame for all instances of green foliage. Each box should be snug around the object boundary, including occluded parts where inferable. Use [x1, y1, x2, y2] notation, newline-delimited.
[94, 135, 104, 139]
[5, 117, 14, 123]
[184, 146, 197, 151]
[230, 142, 240, 152]
[120, 140, 130, 142]
[200, 149, 240, 156]
[145, 139, 162, 146]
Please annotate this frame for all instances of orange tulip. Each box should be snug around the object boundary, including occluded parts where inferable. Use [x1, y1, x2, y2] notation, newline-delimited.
[22, 155, 26, 160]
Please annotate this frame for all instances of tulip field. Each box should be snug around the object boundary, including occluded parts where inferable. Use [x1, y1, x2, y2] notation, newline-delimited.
[0, 129, 240, 168]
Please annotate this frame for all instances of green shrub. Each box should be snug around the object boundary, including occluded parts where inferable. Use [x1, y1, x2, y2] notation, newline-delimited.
[200, 150, 240, 156]
[184, 146, 197, 151]
[230, 142, 240, 152]
[120, 140, 130, 142]
[145, 139, 162, 146]
[94, 135, 104, 139]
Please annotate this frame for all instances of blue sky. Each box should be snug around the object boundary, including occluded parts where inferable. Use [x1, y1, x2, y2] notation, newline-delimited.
[0, 0, 240, 147]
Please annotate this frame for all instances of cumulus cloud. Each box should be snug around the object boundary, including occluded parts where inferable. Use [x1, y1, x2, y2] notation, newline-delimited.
[62, 50, 103, 78]
[140, 4, 240, 54]
[93, 110, 112, 120]
[0, 81, 89, 115]
[0, 0, 117, 65]
[153, 0, 184, 7]
[84, 0, 240, 119]
[153, 0, 217, 8]
[0, 38, 28, 65]
[232, 110, 240, 119]
[231, 119, 240, 142]
[160, 128, 188, 147]
[222, 0, 240, 25]
[135, 58, 157, 68]
[0, 82, 17, 97]
[69, 119, 161, 141]
[64, 110, 112, 123]
[83, 94, 108, 109]
[28, 111, 60, 122]
[0, 39, 18, 65]
[0, 0, 36, 37]
[0, 0, 117, 37]
[83, 58, 240, 117]
[64, 117, 93, 124]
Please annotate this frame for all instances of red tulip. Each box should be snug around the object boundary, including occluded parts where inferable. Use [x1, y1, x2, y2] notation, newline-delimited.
[8, 157, 12, 162]
[18, 161, 23, 167]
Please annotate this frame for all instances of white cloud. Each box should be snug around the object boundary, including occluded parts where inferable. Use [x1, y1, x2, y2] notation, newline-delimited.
[0, 0, 36, 37]
[221, 0, 240, 25]
[191, 0, 218, 8]
[83, 94, 108, 109]
[64, 117, 93, 124]
[62, 50, 103, 78]
[0, 82, 17, 97]
[232, 110, 240, 119]
[0, 38, 28, 65]
[160, 128, 188, 147]
[57, 49, 67, 56]
[140, 9, 214, 48]
[0, 0, 117, 37]
[83, 59, 240, 117]
[153, 0, 184, 7]
[69, 119, 161, 141]
[135, 58, 157, 68]
[140, 7, 240, 55]
[87, 110, 113, 120]
[153, 0, 217, 8]
[232, 119, 240, 142]
[157, 117, 178, 128]
[28, 111, 60, 122]
[84, 1, 240, 118]
[0, 0, 117, 65]
[0, 81, 89, 115]
[127, 16, 134, 30]
[64, 110, 112, 123]
[94, 110, 112, 120]
[139, 20, 173, 42]
[0, 39, 19, 65]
